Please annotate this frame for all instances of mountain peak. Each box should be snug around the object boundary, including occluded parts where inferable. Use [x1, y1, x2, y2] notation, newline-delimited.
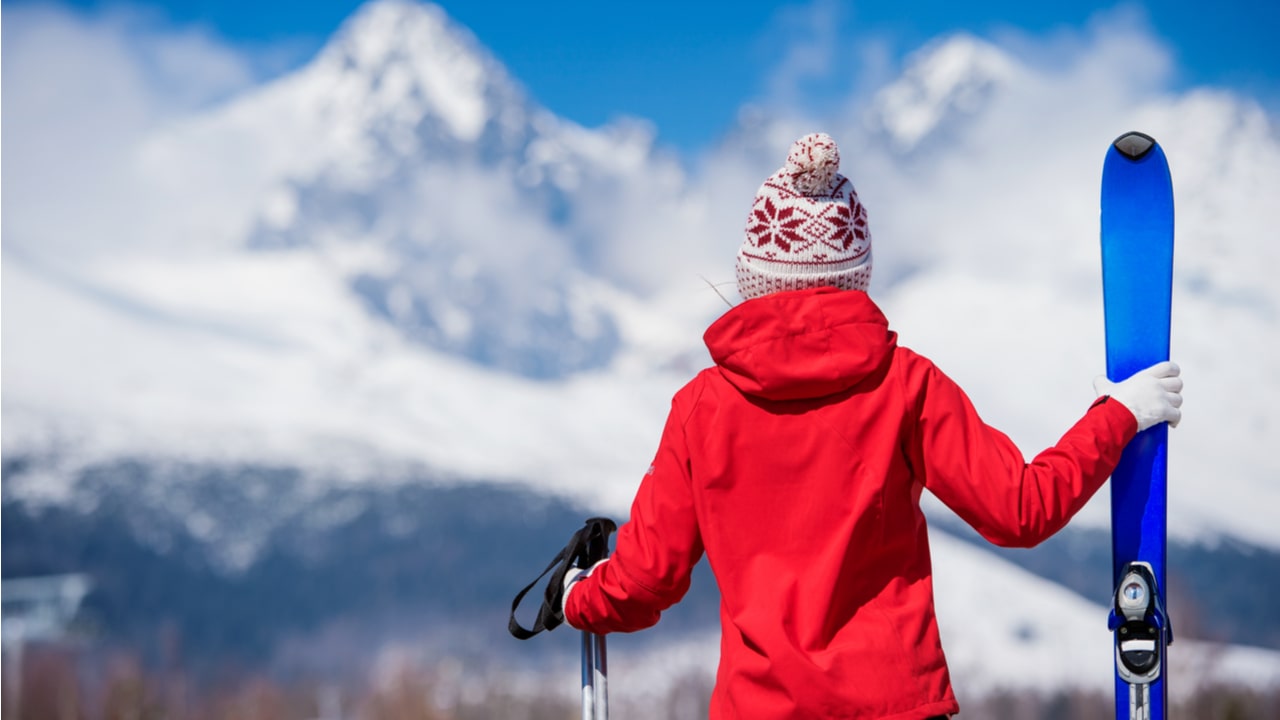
[312, 0, 520, 144]
[870, 34, 1019, 152]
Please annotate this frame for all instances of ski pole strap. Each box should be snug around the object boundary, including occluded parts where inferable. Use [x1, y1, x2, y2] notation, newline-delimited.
[509, 517, 617, 640]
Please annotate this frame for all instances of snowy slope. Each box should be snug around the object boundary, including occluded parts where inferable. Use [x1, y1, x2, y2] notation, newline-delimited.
[1, 251, 693, 512]
[929, 530, 1280, 696]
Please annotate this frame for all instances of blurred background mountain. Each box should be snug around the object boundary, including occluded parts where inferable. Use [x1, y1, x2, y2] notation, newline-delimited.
[4, 0, 1279, 717]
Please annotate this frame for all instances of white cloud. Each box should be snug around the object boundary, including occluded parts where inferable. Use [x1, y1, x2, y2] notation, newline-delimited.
[1, 4, 259, 260]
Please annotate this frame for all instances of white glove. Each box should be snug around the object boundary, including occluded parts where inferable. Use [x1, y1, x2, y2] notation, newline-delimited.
[1094, 361, 1183, 432]
[560, 558, 609, 616]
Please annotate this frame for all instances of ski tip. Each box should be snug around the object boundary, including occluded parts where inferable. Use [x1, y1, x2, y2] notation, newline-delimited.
[1112, 132, 1157, 160]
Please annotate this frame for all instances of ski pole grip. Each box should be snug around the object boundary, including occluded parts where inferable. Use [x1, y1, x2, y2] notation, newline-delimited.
[581, 517, 616, 566]
[508, 517, 617, 640]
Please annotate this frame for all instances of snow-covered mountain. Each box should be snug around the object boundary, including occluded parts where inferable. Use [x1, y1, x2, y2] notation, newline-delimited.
[4, 0, 712, 506]
[128, 0, 699, 379]
[4, 0, 1280, 695]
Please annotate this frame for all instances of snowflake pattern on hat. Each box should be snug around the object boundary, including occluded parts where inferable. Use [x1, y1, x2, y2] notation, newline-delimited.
[736, 133, 872, 300]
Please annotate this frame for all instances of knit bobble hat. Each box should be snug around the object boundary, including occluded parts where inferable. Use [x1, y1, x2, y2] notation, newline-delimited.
[736, 132, 872, 300]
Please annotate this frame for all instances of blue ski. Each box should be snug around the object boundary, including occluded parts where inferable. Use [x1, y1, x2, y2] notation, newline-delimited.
[1100, 131, 1175, 720]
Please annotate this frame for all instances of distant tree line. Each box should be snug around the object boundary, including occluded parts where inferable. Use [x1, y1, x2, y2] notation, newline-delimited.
[7, 642, 1279, 720]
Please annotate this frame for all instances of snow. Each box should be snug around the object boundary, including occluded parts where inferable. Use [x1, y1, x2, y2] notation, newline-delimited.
[332, 0, 492, 143]
[1, 251, 691, 513]
[931, 528, 1280, 698]
[871, 35, 1021, 151]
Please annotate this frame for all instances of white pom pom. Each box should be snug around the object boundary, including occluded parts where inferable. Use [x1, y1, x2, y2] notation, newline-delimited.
[785, 132, 840, 195]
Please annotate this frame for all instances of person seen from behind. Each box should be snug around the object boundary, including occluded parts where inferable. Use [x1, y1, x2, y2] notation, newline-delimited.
[561, 132, 1184, 719]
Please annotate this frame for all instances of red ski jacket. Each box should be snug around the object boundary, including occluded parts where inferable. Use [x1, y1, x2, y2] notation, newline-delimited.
[565, 287, 1136, 719]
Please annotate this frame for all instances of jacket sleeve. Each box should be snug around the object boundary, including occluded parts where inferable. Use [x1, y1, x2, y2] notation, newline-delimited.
[902, 350, 1138, 548]
[564, 392, 706, 634]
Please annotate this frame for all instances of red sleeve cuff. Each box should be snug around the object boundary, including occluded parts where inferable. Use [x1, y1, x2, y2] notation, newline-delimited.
[1089, 395, 1139, 444]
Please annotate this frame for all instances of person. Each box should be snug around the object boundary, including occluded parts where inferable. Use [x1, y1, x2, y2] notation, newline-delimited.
[561, 132, 1183, 719]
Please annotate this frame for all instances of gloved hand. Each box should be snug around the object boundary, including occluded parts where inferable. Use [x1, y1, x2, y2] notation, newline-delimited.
[1094, 360, 1183, 432]
[560, 558, 609, 616]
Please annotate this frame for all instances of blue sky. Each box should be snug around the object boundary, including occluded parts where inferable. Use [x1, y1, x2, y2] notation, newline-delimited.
[8, 0, 1278, 153]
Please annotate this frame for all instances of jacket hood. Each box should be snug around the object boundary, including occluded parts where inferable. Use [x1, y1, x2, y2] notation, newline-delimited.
[704, 287, 897, 401]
